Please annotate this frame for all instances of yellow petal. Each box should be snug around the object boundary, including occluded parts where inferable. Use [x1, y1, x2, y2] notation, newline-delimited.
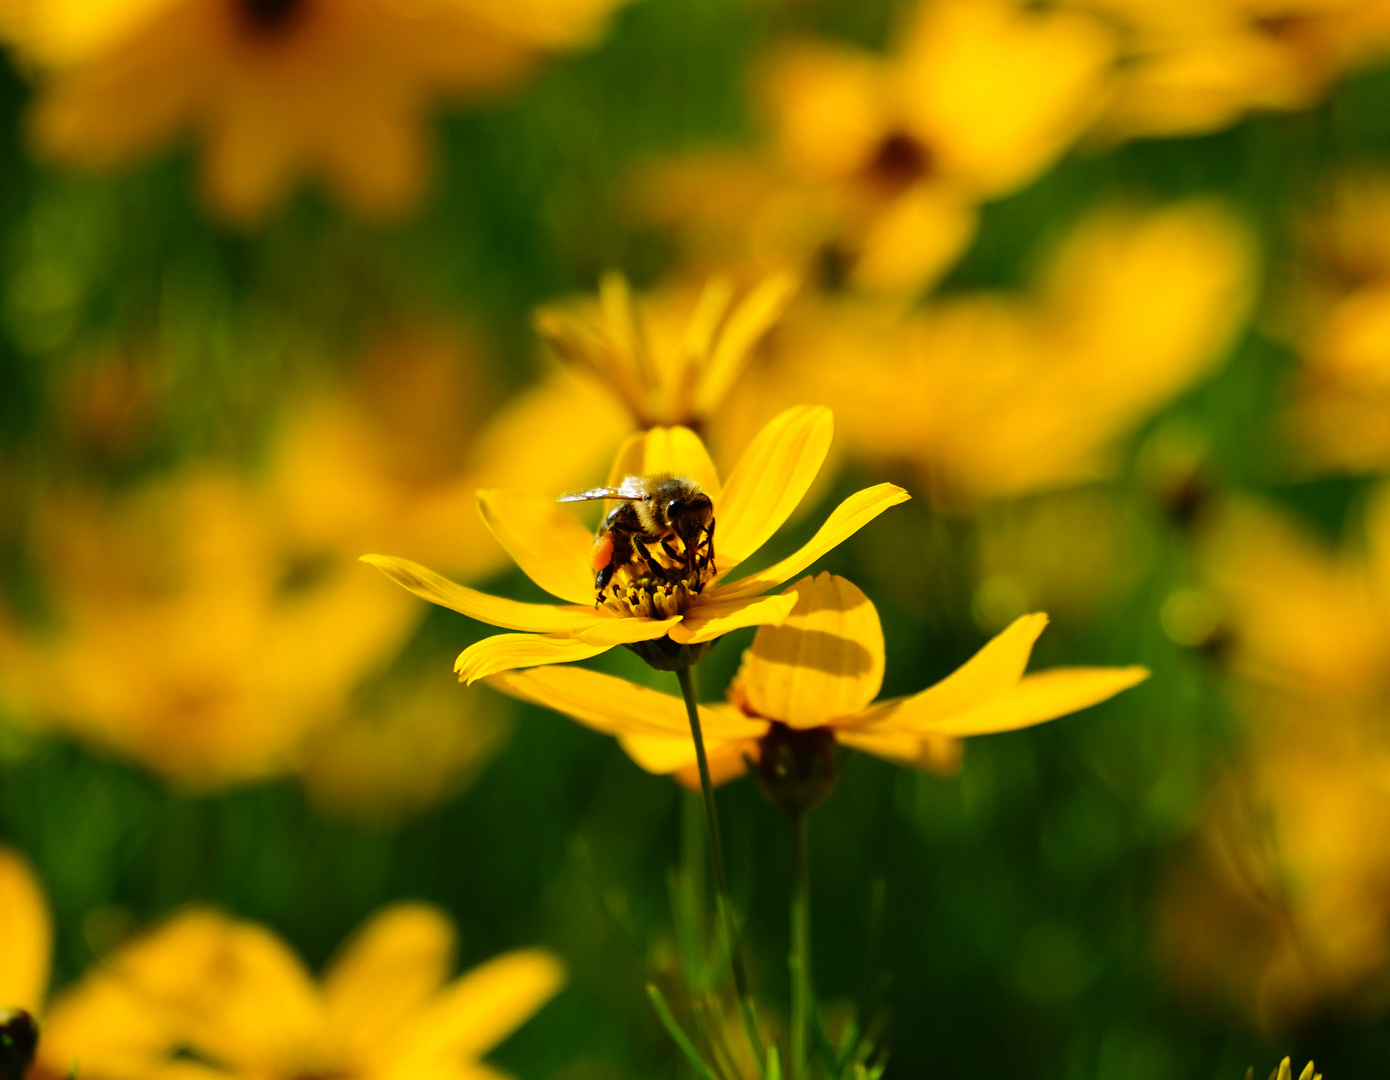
[853, 183, 977, 296]
[454, 634, 614, 685]
[618, 730, 760, 780]
[40, 966, 182, 1079]
[606, 426, 723, 502]
[363, 554, 601, 633]
[887, 666, 1149, 737]
[738, 574, 885, 728]
[0, 848, 51, 1013]
[574, 615, 683, 646]
[834, 729, 962, 775]
[324, 904, 456, 1061]
[95, 908, 325, 1071]
[669, 592, 799, 645]
[897, 0, 1114, 195]
[713, 484, 910, 601]
[849, 613, 1048, 730]
[715, 405, 834, 569]
[694, 271, 799, 416]
[487, 667, 763, 741]
[394, 949, 563, 1062]
[477, 489, 598, 606]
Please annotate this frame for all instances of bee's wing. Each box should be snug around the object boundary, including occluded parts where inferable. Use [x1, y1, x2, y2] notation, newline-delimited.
[557, 486, 623, 503]
[557, 477, 651, 503]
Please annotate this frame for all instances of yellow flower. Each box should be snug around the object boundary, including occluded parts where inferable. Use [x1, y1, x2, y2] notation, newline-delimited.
[0, 468, 420, 789]
[0, 323, 629, 797]
[296, 664, 515, 824]
[268, 321, 629, 579]
[77, 904, 562, 1080]
[1158, 490, 1390, 1027]
[0, 0, 632, 221]
[0, 846, 563, 1080]
[0, 845, 180, 1080]
[1197, 492, 1390, 701]
[488, 572, 1148, 789]
[638, 0, 1115, 296]
[1280, 171, 1390, 474]
[780, 199, 1255, 505]
[533, 270, 798, 435]
[1156, 691, 1390, 1028]
[1066, 0, 1390, 139]
[365, 405, 910, 681]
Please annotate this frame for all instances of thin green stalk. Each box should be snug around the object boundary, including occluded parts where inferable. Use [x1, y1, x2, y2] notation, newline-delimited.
[675, 664, 767, 1073]
[789, 811, 812, 1080]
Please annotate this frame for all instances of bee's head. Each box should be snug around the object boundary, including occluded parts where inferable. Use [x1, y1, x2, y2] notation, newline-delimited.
[665, 490, 714, 544]
[0, 1008, 38, 1080]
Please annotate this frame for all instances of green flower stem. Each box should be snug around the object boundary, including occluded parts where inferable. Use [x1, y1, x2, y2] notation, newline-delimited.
[789, 811, 812, 1080]
[675, 664, 767, 1073]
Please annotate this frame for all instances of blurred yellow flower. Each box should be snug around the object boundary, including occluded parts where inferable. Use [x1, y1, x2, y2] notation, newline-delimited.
[0, 849, 563, 1080]
[268, 322, 628, 578]
[533, 270, 797, 436]
[0, 468, 420, 788]
[1281, 171, 1390, 473]
[489, 572, 1147, 789]
[0, 845, 183, 1080]
[1197, 493, 1390, 701]
[1158, 491, 1390, 1025]
[0, 322, 630, 800]
[296, 665, 515, 824]
[366, 405, 909, 682]
[79, 902, 563, 1080]
[1157, 692, 1390, 1028]
[0, 0, 633, 221]
[638, 0, 1115, 296]
[789, 199, 1256, 505]
[1066, 0, 1390, 138]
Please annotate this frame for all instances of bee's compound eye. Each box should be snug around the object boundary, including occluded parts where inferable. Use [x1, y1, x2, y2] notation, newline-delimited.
[0, 1008, 39, 1080]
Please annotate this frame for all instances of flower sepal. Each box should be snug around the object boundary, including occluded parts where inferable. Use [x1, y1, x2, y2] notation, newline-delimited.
[625, 636, 712, 672]
[751, 722, 840, 815]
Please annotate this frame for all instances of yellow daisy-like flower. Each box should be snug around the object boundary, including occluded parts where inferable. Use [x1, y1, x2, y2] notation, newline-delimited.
[637, 0, 1116, 297]
[0, 845, 185, 1080]
[1067, 0, 1390, 139]
[83, 904, 562, 1080]
[534, 270, 798, 435]
[787, 199, 1255, 505]
[0, 846, 563, 1080]
[365, 405, 910, 681]
[0, 0, 632, 221]
[488, 572, 1148, 794]
[1280, 171, 1390, 474]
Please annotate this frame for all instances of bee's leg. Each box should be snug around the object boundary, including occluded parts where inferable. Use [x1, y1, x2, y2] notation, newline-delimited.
[631, 535, 659, 577]
[701, 519, 716, 572]
[660, 537, 683, 566]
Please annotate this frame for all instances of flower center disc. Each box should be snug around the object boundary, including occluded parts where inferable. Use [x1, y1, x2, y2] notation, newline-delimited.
[238, 0, 306, 36]
[602, 531, 715, 620]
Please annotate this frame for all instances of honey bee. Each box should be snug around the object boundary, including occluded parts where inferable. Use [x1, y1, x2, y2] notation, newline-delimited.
[559, 474, 715, 599]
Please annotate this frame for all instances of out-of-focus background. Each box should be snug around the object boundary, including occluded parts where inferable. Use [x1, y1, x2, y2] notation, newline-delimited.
[2, 0, 1390, 1075]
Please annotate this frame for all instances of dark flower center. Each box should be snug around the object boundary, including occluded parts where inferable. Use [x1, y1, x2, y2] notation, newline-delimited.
[239, 0, 306, 35]
[752, 722, 839, 815]
[862, 130, 934, 192]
